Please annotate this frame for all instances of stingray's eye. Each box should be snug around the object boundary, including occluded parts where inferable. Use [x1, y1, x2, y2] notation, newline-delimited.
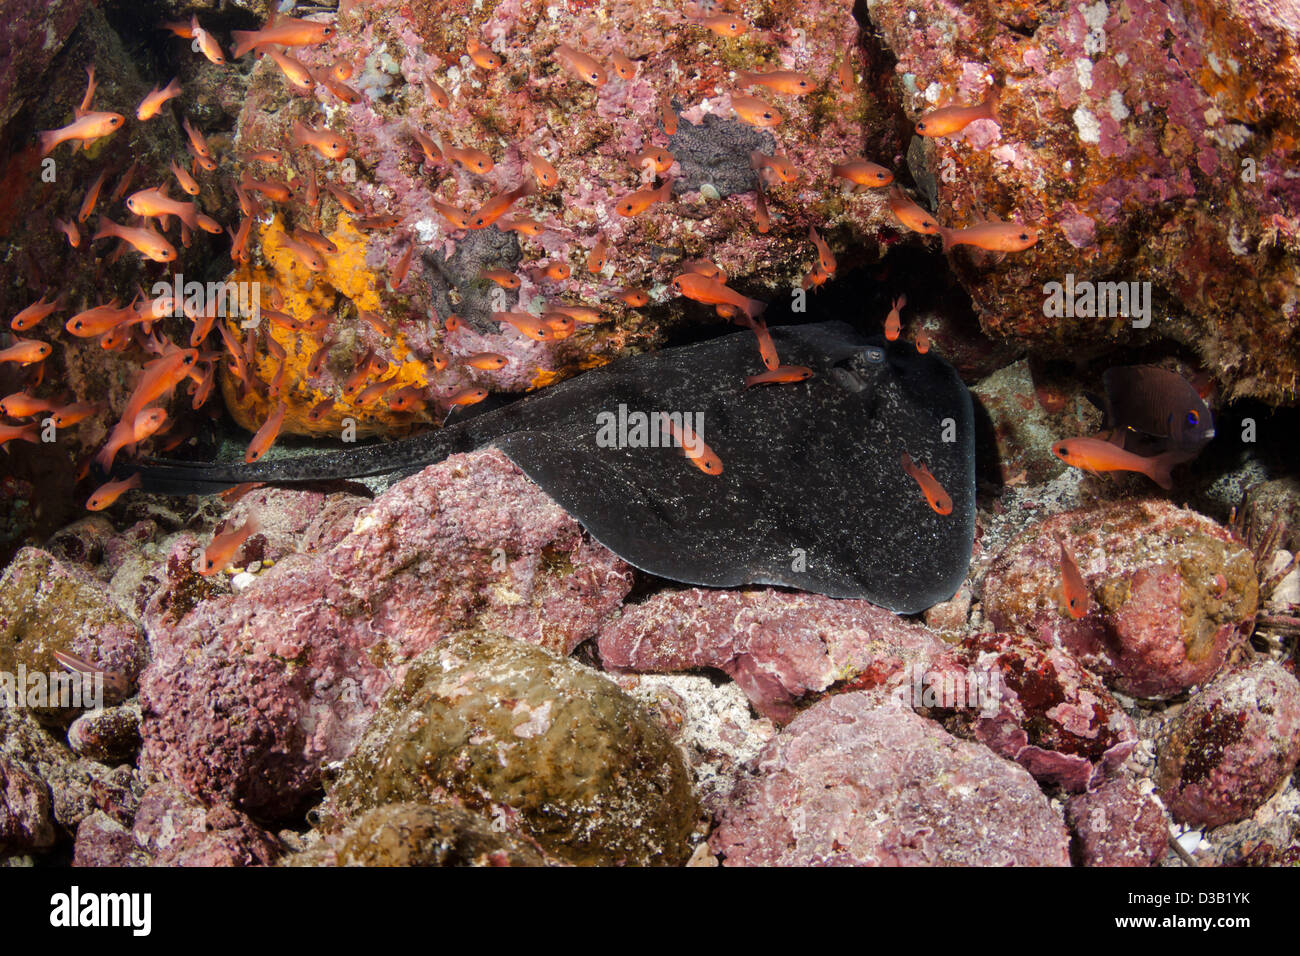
[1186, 410, 1200, 426]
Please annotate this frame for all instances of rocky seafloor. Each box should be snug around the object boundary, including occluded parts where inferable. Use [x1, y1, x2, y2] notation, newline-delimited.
[2, 0, 1300, 867]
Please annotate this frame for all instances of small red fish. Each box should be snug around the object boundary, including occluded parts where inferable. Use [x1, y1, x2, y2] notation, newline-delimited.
[886, 189, 941, 235]
[735, 70, 814, 95]
[170, 159, 201, 196]
[200, 516, 260, 575]
[37, 111, 125, 157]
[670, 273, 764, 322]
[939, 221, 1038, 253]
[884, 294, 905, 341]
[916, 90, 998, 137]
[470, 179, 535, 229]
[464, 351, 508, 370]
[750, 151, 797, 184]
[431, 199, 472, 230]
[699, 14, 749, 36]
[291, 121, 348, 160]
[137, 77, 182, 120]
[631, 147, 674, 175]
[444, 385, 489, 407]
[86, 473, 141, 511]
[0, 338, 53, 365]
[77, 168, 110, 223]
[586, 235, 608, 274]
[611, 52, 637, 81]
[752, 320, 780, 370]
[1058, 539, 1092, 618]
[915, 328, 931, 354]
[527, 262, 571, 282]
[55, 218, 81, 248]
[615, 178, 673, 217]
[615, 288, 649, 307]
[831, 159, 893, 188]
[730, 94, 782, 127]
[1050, 437, 1180, 489]
[191, 16, 226, 65]
[445, 143, 494, 175]
[481, 269, 522, 289]
[245, 402, 287, 462]
[553, 44, 607, 86]
[10, 295, 61, 332]
[661, 418, 723, 476]
[466, 36, 503, 70]
[493, 311, 554, 341]
[901, 452, 952, 515]
[231, 14, 336, 58]
[744, 365, 813, 388]
[524, 150, 558, 188]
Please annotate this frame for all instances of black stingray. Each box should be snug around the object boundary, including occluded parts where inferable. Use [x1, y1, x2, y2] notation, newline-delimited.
[131, 321, 976, 612]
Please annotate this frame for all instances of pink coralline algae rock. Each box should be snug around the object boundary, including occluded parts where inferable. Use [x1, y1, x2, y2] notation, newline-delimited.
[710, 691, 1072, 866]
[1065, 775, 1170, 867]
[139, 448, 632, 820]
[226, 0, 897, 407]
[596, 588, 965, 721]
[955, 631, 1137, 793]
[866, 0, 1300, 403]
[0, 755, 56, 854]
[0, 0, 88, 130]
[73, 784, 283, 867]
[983, 500, 1258, 699]
[1155, 661, 1300, 828]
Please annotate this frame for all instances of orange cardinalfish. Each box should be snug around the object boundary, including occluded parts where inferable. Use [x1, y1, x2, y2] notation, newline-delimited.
[493, 311, 554, 341]
[527, 262, 570, 282]
[466, 36, 503, 70]
[241, 175, 293, 202]
[752, 320, 780, 370]
[51, 401, 101, 427]
[750, 152, 797, 184]
[191, 16, 226, 64]
[357, 213, 403, 231]
[884, 294, 905, 341]
[940, 221, 1038, 253]
[469, 179, 535, 229]
[553, 44, 607, 86]
[480, 269, 521, 289]
[122, 348, 198, 424]
[444, 143, 494, 175]
[498, 215, 546, 236]
[127, 186, 200, 231]
[546, 303, 603, 324]
[730, 94, 782, 127]
[0, 392, 54, 417]
[735, 69, 814, 95]
[661, 418, 723, 476]
[217, 482, 264, 505]
[95, 218, 178, 262]
[754, 185, 771, 233]
[0, 339, 52, 365]
[280, 233, 327, 271]
[443, 385, 490, 407]
[524, 150, 558, 188]
[901, 452, 952, 515]
[745, 365, 813, 388]
[808, 226, 836, 275]
[96, 407, 168, 470]
[670, 273, 765, 322]
[181, 117, 211, 158]
[832, 159, 893, 188]
[660, 90, 678, 135]
[541, 312, 574, 337]
[615, 178, 674, 217]
[837, 49, 856, 93]
[10, 295, 61, 332]
[886, 189, 941, 235]
[699, 14, 749, 36]
[245, 403, 287, 463]
[387, 386, 428, 414]
[915, 328, 931, 354]
[631, 147, 674, 175]
[425, 78, 450, 108]
[170, 159, 201, 196]
[37, 111, 125, 157]
[1058, 538, 1092, 619]
[464, 352, 508, 370]
[611, 51, 637, 80]
[587, 235, 608, 273]
[54, 218, 81, 248]
[390, 244, 415, 288]
[137, 77, 183, 120]
[431, 199, 472, 229]
[1050, 437, 1181, 490]
[410, 127, 442, 164]
[267, 48, 314, 93]
[199, 517, 260, 575]
[615, 288, 649, 307]
[86, 473, 141, 512]
[915, 89, 998, 137]
[0, 423, 39, 447]
[324, 182, 365, 214]
[77, 168, 110, 223]
[231, 14, 336, 58]
[291, 121, 348, 160]
[65, 300, 132, 337]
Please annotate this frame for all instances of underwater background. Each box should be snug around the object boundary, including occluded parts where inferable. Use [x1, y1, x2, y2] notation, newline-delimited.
[1, 0, 1299, 867]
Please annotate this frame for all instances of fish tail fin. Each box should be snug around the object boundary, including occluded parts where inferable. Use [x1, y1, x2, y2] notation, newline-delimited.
[36, 130, 62, 158]
[92, 218, 119, 242]
[1146, 452, 1179, 490]
[896, 293, 907, 311]
[658, 176, 675, 200]
[938, 226, 954, 252]
[231, 30, 259, 59]
[745, 297, 767, 322]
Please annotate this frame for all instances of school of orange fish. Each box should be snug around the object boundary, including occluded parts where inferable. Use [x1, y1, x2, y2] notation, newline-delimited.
[0, 7, 1086, 578]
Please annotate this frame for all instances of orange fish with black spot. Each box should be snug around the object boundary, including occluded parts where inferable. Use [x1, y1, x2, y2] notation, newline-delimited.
[901, 452, 952, 515]
[662, 418, 723, 476]
[200, 516, 259, 575]
[1058, 538, 1092, 618]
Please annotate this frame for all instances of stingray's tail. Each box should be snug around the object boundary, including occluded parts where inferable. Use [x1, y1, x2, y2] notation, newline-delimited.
[121, 428, 460, 497]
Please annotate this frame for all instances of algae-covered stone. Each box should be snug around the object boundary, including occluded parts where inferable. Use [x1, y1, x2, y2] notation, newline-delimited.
[325, 632, 699, 866]
[0, 548, 146, 725]
[288, 803, 550, 867]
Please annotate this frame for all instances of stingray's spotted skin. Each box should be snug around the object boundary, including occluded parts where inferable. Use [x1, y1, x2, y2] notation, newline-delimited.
[132, 322, 975, 612]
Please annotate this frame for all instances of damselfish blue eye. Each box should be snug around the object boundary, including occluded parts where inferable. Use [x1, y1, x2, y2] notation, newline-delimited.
[1187, 411, 1199, 426]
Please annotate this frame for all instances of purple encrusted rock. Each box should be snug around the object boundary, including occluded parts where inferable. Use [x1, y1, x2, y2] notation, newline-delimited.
[139, 448, 632, 820]
[597, 587, 966, 722]
[0, 754, 56, 854]
[1155, 661, 1300, 828]
[983, 500, 1258, 698]
[1065, 775, 1170, 866]
[710, 691, 1072, 866]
